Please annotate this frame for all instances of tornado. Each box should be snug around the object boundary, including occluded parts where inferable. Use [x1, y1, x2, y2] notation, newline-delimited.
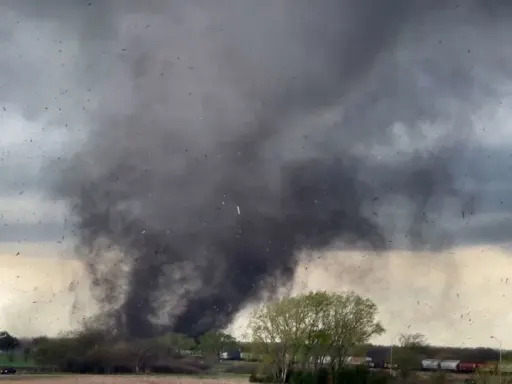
[46, 0, 512, 337]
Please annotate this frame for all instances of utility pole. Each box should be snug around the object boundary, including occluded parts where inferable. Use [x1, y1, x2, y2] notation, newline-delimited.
[491, 336, 502, 384]
[390, 342, 393, 376]
[390, 334, 398, 376]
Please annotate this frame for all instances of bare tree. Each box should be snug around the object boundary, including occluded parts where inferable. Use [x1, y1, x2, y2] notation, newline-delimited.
[396, 333, 428, 382]
[398, 333, 428, 348]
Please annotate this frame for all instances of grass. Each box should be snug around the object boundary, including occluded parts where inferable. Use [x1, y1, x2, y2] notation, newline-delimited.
[0, 375, 67, 382]
[0, 353, 38, 368]
[0, 376, 250, 383]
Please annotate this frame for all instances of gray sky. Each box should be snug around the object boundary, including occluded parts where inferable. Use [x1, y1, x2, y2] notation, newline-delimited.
[2, 0, 512, 346]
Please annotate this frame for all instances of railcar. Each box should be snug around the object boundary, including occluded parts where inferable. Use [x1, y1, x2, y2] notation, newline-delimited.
[440, 360, 460, 372]
[422, 359, 441, 371]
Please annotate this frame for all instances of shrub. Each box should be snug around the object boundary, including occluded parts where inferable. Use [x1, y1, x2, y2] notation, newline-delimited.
[250, 366, 392, 384]
[333, 366, 371, 384]
[290, 370, 316, 384]
[430, 371, 447, 384]
[315, 368, 329, 384]
[289, 366, 391, 384]
[149, 359, 212, 374]
[150, 364, 202, 374]
[222, 361, 259, 374]
[249, 371, 275, 383]
[369, 371, 392, 384]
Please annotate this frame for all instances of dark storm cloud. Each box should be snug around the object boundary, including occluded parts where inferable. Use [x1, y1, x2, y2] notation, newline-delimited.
[2, 0, 512, 337]
[0, 167, 38, 197]
[449, 148, 512, 246]
[0, 221, 64, 243]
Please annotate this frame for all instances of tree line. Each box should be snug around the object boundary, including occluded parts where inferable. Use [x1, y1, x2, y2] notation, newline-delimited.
[28, 329, 240, 373]
[0, 290, 385, 379]
[0, 290, 507, 383]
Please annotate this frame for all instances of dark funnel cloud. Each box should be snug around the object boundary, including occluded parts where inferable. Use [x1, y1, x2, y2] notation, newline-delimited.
[46, 0, 511, 336]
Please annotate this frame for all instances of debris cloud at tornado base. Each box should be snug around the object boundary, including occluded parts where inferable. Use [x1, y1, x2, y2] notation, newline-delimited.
[50, 0, 512, 337]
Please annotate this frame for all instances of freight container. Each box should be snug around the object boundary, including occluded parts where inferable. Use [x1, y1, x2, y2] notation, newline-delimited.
[478, 362, 497, 374]
[422, 359, 441, 371]
[440, 360, 460, 371]
[458, 362, 481, 373]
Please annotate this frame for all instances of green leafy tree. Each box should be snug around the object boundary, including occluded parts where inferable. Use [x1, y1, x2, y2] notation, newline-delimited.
[32, 328, 115, 371]
[322, 291, 385, 372]
[250, 294, 314, 382]
[32, 337, 74, 367]
[23, 347, 31, 362]
[249, 291, 385, 383]
[157, 332, 196, 357]
[0, 332, 20, 364]
[0, 331, 19, 352]
[199, 331, 238, 358]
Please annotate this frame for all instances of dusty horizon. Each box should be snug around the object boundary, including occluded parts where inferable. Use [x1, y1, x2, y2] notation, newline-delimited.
[1, 244, 511, 349]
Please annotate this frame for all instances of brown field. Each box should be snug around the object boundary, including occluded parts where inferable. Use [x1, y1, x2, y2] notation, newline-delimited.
[0, 375, 249, 384]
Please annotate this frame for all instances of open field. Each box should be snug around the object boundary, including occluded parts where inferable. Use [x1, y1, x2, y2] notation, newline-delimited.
[0, 375, 249, 383]
[0, 371, 504, 384]
[0, 355, 36, 368]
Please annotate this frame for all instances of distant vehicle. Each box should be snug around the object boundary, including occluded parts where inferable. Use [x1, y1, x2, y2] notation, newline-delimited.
[219, 350, 241, 360]
[383, 362, 398, 370]
[0, 367, 16, 375]
[346, 356, 373, 366]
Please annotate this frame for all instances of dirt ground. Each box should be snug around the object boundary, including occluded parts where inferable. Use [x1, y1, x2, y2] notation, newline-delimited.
[0, 375, 249, 384]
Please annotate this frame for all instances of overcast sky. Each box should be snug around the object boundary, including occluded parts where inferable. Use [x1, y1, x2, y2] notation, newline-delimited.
[2, 1, 512, 347]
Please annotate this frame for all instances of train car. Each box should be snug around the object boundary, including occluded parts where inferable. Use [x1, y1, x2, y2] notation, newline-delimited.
[440, 360, 460, 372]
[458, 362, 482, 373]
[478, 362, 497, 374]
[422, 359, 441, 371]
